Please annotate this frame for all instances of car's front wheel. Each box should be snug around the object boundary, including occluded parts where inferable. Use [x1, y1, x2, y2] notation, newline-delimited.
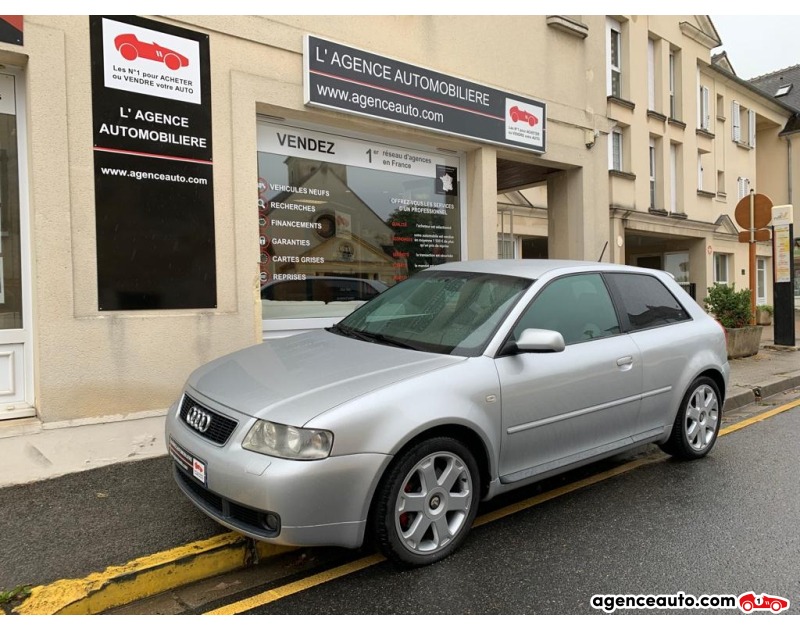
[660, 376, 721, 459]
[372, 436, 480, 567]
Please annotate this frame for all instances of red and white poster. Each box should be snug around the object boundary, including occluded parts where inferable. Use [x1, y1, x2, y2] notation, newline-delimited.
[505, 97, 545, 148]
[101, 17, 201, 104]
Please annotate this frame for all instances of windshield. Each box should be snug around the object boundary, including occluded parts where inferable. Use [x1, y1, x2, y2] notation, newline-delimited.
[333, 271, 532, 356]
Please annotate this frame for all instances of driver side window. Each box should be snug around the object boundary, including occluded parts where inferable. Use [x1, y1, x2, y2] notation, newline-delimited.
[512, 273, 621, 345]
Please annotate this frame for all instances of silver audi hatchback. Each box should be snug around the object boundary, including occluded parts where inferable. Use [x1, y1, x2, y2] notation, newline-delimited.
[167, 260, 729, 567]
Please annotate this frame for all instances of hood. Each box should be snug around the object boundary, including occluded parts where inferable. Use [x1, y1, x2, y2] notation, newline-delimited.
[187, 329, 464, 426]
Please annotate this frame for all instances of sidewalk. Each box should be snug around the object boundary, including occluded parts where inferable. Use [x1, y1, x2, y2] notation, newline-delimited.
[1, 344, 798, 610]
[723, 317, 800, 410]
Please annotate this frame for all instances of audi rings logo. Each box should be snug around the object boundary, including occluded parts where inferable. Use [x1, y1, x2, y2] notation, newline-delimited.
[186, 406, 212, 433]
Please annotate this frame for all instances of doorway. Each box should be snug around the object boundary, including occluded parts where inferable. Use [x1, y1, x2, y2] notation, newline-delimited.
[0, 69, 34, 419]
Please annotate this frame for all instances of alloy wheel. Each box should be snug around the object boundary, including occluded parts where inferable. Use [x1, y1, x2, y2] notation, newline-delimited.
[394, 451, 473, 555]
[685, 384, 719, 451]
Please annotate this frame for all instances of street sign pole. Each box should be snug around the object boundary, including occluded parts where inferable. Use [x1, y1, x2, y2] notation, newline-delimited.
[735, 191, 772, 326]
[749, 190, 756, 325]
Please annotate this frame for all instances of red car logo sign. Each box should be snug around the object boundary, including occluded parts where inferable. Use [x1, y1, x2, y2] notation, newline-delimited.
[738, 592, 790, 614]
[114, 33, 189, 71]
[509, 105, 538, 127]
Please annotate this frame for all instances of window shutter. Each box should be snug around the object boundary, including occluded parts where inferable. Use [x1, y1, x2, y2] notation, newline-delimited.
[732, 101, 741, 142]
[702, 86, 710, 130]
[613, 133, 622, 171]
[648, 40, 655, 110]
[670, 144, 677, 213]
[748, 109, 756, 146]
[698, 158, 703, 190]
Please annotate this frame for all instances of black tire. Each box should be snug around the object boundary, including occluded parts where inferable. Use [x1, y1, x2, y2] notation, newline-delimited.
[659, 376, 721, 460]
[371, 436, 481, 568]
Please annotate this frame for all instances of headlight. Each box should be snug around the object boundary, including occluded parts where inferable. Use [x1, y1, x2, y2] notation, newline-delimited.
[242, 420, 333, 460]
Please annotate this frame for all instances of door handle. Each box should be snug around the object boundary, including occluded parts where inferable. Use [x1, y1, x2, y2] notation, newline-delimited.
[616, 356, 633, 367]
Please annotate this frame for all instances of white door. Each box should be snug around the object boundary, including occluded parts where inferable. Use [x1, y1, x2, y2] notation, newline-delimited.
[756, 258, 767, 306]
[0, 70, 34, 419]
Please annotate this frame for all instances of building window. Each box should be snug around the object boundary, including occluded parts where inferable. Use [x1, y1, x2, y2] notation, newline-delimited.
[648, 38, 656, 110]
[717, 170, 725, 195]
[699, 85, 710, 130]
[497, 235, 516, 260]
[775, 84, 792, 97]
[714, 253, 730, 285]
[669, 52, 676, 118]
[716, 93, 724, 119]
[609, 128, 623, 171]
[649, 138, 657, 209]
[607, 18, 622, 98]
[738, 176, 751, 201]
[732, 100, 741, 142]
[256, 120, 464, 323]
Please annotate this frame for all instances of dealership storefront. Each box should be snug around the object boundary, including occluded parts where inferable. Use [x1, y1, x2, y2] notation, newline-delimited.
[0, 16, 612, 485]
[257, 120, 466, 337]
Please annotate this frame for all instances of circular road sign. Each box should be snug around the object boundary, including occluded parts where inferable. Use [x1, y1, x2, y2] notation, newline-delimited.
[734, 193, 772, 230]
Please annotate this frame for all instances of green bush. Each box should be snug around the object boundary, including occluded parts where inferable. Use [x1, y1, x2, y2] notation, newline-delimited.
[704, 283, 753, 329]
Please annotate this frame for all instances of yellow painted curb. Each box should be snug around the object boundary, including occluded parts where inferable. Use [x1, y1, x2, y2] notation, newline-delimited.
[14, 533, 290, 615]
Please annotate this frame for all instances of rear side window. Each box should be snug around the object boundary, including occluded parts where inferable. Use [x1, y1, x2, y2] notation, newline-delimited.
[605, 273, 690, 331]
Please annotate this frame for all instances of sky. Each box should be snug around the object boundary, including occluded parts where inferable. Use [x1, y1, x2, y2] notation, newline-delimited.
[711, 15, 800, 79]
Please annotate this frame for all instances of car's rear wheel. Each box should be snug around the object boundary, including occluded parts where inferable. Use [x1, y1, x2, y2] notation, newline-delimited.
[119, 43, 138, 61]
[164, 54, 181, 70]
[659, 376, 721, 459]
[372, 436, 480, 567]
[511, 113, 518, 122]
[742, 601, 753, 612]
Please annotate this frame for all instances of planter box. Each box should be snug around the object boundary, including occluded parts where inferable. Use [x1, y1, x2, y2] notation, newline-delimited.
[756, 310, 773, 326]
[726, 325, 763, 359]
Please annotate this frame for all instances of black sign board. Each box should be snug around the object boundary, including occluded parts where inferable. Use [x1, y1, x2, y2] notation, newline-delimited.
[90, 15, 215, 310]
[0, 16, 23, 46]
[304, 35, 546, 154]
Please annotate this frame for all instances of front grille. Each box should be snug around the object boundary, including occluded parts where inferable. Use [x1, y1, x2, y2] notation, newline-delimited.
[174, 465, 280, 537]
[179, 394, 238, 445]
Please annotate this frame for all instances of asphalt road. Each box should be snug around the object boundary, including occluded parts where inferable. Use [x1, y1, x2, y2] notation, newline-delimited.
[0, 456, 225, 589]
[211, 403, 800, 615]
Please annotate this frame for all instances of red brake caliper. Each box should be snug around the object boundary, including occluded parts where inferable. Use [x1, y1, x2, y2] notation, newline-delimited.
[399, 482, 412, 529]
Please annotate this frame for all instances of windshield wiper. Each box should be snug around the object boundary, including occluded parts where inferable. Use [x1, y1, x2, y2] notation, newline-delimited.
[355, 331, 422, 351]
[328, 325, 421, 351]
[327, 323, 369, 341]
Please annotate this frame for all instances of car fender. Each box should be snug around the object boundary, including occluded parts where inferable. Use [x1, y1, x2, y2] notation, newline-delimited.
[310, 356, 502, 485]
[653, 338, 728, 442]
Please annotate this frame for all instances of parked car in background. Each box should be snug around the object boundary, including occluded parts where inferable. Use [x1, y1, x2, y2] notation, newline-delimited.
[168, 260, 729, 567]
[260, 276, 387, 304]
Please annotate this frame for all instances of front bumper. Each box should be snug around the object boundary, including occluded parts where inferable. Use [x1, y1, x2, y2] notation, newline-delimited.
[166, 390, 391, 548]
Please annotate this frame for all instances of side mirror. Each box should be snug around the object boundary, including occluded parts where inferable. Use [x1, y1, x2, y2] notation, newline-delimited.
[515, 328, 566, 353]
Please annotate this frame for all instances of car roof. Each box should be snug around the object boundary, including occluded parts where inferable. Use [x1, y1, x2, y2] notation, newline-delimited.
[425, 259, 664, 280]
